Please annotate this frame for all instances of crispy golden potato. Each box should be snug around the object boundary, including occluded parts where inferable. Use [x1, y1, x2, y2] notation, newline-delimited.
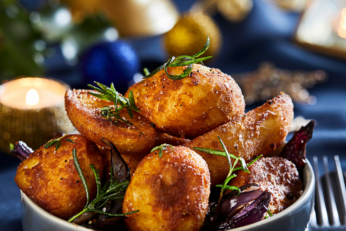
[231, 157, 303, 214]
[65, 89, 157, 155]
[127, 64, 245, 138]
[185, 93, 294, 186]
[123, 146, 210, 231]
[15, 135, 104, 219]
[155, 132, 191, 146]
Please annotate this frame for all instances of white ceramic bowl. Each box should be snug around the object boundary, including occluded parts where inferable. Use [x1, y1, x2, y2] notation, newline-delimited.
[20, 160, 315, 231]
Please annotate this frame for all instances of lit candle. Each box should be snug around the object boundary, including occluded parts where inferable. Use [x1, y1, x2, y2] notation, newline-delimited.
[0, 78, 67, 110]
[0, 77, 74, 152]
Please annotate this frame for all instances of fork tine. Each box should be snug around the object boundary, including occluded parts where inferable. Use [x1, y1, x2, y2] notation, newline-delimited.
[323, 156, 340, 226]
[313, 156, 329, 226]
[334, 155, 346, 225]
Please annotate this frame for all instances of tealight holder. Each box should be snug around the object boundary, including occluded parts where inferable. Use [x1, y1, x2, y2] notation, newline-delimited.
[0, 77, 75, 152]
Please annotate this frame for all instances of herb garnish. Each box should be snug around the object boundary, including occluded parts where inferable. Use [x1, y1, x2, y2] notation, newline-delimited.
[193, 136, 262, 217]
[9, 143, 14, 152]
[88, 82, 140, 124]
[150, 143, 174, 158]
[144, 36, 212, 80]
[68, 148, 138, 223]
[44, 134, 75, 151]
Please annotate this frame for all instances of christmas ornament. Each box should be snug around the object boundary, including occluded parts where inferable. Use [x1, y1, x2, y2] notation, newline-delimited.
[273, 0, 308, 12]
[101, 0, 178, 37]
[233, 62, 328, 105]
[163, 12, 221, 59]
[217, 0, 253, 22]
[59, 0, 101, 23]
[81, 40, 140, 94]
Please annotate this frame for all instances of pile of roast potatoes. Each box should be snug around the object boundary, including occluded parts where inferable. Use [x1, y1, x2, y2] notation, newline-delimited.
[16, 64, 302, 231]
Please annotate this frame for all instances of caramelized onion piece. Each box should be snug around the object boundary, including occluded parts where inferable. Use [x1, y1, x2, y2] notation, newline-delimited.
[280, 120, 315, 170]
[11, 141, 34, 161]
[215, 191, 271, 230]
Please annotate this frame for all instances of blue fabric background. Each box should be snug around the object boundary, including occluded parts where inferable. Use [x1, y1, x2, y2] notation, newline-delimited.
[1, 0, 346, 230]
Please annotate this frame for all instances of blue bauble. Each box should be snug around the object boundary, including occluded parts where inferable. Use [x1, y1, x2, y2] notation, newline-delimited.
[81, 40, 140, 94]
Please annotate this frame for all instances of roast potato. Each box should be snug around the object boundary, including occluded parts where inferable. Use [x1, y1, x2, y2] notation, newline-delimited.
[231, 157, 303, 214]
[15, 135, 104, 219]
[185, 93, 294, 186]
[123, 146, 210, 231]
[65, 89, 157, 155]
[127, 64, 245, 138]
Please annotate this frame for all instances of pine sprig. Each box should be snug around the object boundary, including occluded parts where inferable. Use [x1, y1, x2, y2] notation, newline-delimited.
[88, 82, 139, 124]
[150, 143, 174, 158]
[144, 36, 212, 80]
[193, 136, 262, 218]
[68, 149, 138, 223]
[44, 134, 75, 151]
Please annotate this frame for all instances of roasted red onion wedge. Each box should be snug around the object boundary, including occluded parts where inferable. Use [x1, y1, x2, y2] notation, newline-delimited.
[100, 137, 130, 183]
[280, 120, 315, 170]
[214, 191, 272, 230]
[11, 141, 34, 161]
[98, 138, 130, 223]
[219, 183, 262, 219]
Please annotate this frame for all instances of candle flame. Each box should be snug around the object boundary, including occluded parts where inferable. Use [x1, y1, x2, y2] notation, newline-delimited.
[26, 89, 39, 106]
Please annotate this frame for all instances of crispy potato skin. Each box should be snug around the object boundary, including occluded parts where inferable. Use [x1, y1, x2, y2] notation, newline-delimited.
[123, 146, 210, 231]
[185, 93, 294, 186]
[65, 90, 156, 155]
[155, 132, 191, 146]
[15, 135, 104, 219]
[127, 64, 245, 138]
[231, 157, 303, 214]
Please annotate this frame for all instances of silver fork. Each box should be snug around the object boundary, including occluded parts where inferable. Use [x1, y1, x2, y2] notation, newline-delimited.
[310, 156, 346, 230]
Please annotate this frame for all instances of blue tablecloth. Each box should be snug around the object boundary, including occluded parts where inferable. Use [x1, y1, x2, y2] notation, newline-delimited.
[1, 0, 346, 230]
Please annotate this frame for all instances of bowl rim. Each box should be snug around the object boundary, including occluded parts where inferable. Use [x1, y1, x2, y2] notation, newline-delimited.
[21, 159, 315, 231]
[20, 191, 94, 231]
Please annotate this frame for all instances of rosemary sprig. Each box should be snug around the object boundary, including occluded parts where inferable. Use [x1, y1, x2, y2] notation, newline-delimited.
[193, 136, 262, 217]
[143, 68, 150, 76]
[68, 148, 138, 223]
[44, 134, 75, 151]
[88, 82, 139, 124]
[150, 143, 174, 158]
[144, 36, 212, 80]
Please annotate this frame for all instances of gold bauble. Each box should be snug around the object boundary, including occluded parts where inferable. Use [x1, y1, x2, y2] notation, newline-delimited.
[163, 12, 221, 59]
[217, 0, 253, 22]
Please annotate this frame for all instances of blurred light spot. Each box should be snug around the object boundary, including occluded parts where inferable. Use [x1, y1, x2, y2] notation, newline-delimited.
[34, 78, 43, 87]
[105, 28, 118, 41]
[338, 8, 346, 39]
[29, 12, 40, 24]
[133, 73, 143, 83]
[6, 6, 18, 18]
[61, 39, 77, 60]
[54, 8, 71, 27]
[34, 53, 44, 65]
[34, 40, 46, 51]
